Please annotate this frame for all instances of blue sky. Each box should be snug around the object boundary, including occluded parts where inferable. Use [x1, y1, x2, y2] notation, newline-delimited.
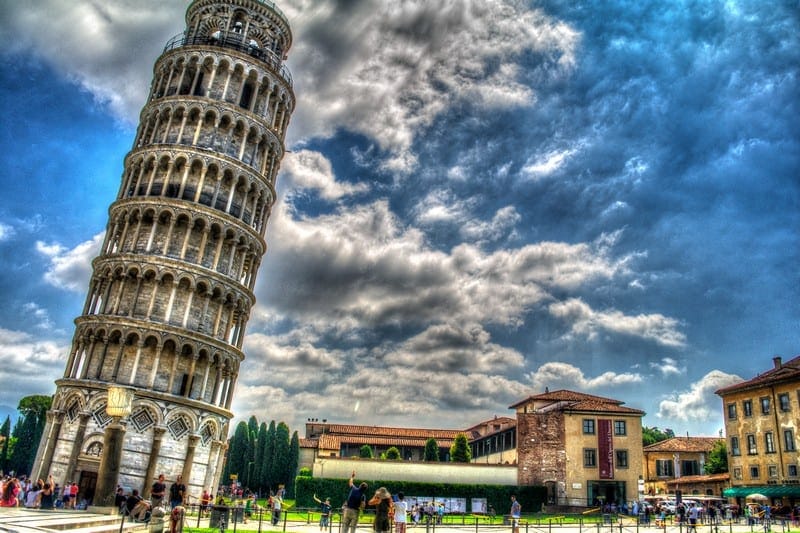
[0, 0, 797, 437]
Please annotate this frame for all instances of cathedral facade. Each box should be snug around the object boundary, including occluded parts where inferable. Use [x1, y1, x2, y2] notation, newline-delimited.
[32, 0, 294, 502]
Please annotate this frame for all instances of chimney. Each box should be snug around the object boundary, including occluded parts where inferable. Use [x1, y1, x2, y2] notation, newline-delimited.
[774, 356, 783, 369]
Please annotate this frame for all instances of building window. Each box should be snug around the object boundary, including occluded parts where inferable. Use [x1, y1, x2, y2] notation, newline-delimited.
[750, 466, 760, 479]
[765, 432, 776, 453]
[785, 429, 796, 452]
[733, 467, 743, 480]
[584, 448, 597, 467]
[682, 460, 701, 475]
[614, 420, 627, 436]
[727, 403, 737, 419]
[616, 450, 629, 468]
[779, 393, 791, 412]
[731, 436, 741, 456]
[743, 400, 753, 417]
[747, 434, 758, 455]
[583, 419, 595, 434]
[768, 465, 779, 478]
[656, 459, 674, 477]
[788, 465, 798, 477]
[761, 397, 771, 415]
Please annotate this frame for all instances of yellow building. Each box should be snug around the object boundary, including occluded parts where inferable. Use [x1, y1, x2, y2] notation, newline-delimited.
[716, 355, 800, 504]
[511, 390, 644, 506]
[642, 436, 725, 496]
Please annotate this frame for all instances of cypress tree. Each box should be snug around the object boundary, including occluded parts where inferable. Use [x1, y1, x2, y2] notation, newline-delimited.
[263, 421, 277, 491]
[449, 433, 472, 463]
[0, 416, 10, 473]
[424, 438, 440, 461]
[287, 431, 300, 496]
[255, 422, 268, 494]
[273, 422, 291, 488]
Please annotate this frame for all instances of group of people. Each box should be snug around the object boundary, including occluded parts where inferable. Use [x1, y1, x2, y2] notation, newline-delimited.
[335, 471, 408, 533]
[327, 471, 521, 533]
[0, 474, 59, 509]
[113, 473, 187, 523]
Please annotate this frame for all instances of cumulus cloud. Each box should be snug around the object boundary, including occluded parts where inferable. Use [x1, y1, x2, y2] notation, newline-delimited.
[0, 327, 67, 408]
[286, 0, 580, 171]
[549, 298, 686, 347]
[656, 370, 744, 427]
[37, 233, 103, 292]
[0, 1, 185, 123]
[529, 362, 643, 392]
[281, 150, 370, 200]
[651, 357, 683, 376]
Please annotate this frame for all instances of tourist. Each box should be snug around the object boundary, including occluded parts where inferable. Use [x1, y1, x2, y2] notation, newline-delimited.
[271, 487, 283, 525]
[510, 495, 521, 533]
[151, 474, 166, 508]
[36, 475, 55, 510]
[394, 492, 408, 533]
[342, 471, 368, 533]
[368, 486, 393, 533]
[314, 494, 332, 531]
[0, 477, 20, 507]
[169, 475, 186, 509]
[25, 479, 43, 508]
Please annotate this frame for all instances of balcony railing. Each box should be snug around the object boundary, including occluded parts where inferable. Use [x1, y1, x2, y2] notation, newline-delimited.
[163, 32, 293, 87]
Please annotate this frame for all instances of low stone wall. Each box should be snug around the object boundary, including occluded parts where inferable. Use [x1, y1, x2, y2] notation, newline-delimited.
[312, 456, 518, 485]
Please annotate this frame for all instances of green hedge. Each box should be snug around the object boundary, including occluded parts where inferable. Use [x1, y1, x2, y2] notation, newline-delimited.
[295, 475, 546, 515]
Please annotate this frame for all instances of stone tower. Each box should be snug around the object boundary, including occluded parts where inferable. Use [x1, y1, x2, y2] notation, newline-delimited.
[33, 0, 294, 501]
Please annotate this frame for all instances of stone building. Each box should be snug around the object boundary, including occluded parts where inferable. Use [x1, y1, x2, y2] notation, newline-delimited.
[511, 390, 644, 507]
[300, 390, 644, 508]
[717, 355, 800, 504]
[32, 0, 295, 503]
[642, 436, 725, 496]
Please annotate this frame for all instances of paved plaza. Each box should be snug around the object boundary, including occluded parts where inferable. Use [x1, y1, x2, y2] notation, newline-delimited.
[0, 508, 790, 533]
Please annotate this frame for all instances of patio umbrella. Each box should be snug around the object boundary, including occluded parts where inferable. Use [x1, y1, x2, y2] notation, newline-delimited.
[746, 494, 768, 501]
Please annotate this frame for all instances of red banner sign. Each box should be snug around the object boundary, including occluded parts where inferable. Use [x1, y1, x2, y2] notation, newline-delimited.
[598, 419, 614, 479]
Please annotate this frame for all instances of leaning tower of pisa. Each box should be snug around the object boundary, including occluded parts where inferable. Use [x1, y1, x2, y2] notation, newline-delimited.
[32, 0, 294, 501]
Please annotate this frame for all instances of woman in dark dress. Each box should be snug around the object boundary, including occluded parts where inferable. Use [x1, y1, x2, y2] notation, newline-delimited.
[368, 487, 393, 533]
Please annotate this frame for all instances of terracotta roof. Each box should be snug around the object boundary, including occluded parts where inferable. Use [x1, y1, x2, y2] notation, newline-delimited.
[315, 423, 463, 439]
[716, 355, 800, 395]
[317, 434, 455, 450]
[665, 473, 730, 485]
[643, 436, 723, 453]
[509, 389, 644, 415]
[300, 438, 318, 449]
[464, 416, 517, 439]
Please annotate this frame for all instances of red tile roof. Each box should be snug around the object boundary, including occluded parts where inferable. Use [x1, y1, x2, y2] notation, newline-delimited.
[643, 436, 723, 452]
[509, 389, 644, 415]
[665, 473, 730, 485]
[716, 355, 800, 395]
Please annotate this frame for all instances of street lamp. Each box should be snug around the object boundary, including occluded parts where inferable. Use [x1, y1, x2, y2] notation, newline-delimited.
[93, 386, 135, 509]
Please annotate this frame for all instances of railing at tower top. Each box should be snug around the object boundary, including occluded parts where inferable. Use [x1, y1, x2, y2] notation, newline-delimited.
[163, 32, 293, 87]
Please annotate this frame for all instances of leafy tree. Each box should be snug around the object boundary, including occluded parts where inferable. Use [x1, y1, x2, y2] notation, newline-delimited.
[642, 426, 675, 446]
[359, 444, 374, 458]
[449, 433, 472, 463]
[384, 446, 401, 460]
[9, 395, 51, 475]
[424, 438, 440, 462]
[705, 440, 728, 474]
